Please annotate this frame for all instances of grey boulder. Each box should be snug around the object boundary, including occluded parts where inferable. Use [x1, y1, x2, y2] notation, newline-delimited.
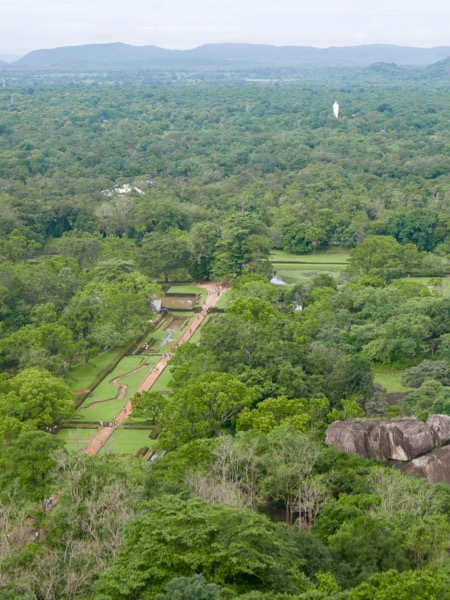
[326, 418, 435, 462]
[426, 414, 450, 446]
[401, 446, 450, 484]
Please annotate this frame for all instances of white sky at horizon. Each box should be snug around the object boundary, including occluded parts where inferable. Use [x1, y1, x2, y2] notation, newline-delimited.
[2, 0, 450, 56]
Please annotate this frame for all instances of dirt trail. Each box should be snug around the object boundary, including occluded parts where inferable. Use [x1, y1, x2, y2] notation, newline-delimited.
[83, 281, 228, 456]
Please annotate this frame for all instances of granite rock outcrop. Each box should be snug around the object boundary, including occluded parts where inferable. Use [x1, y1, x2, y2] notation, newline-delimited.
[326, 417, 435, 461]
[326, 415, 450, 484]
[401, 446, 450, 484]
[426, 414, 450, 447]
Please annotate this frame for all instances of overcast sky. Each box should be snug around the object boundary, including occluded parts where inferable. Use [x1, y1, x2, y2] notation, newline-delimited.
[2, 0, 450, 55]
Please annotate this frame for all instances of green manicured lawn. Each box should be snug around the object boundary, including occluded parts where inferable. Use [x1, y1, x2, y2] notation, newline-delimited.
[99, 429, 157, 455]
[68, 346, 126, 392]
[167, 284, 206, 294]
[270, 250, 350, 263]
[74, 398, 127, 423]
[75, 356, 158, 422]
[58, 428, 95, 450]
[273, 262, 346, 272]
[372, 367, 414, 394]
[215, 290, 231, 309]
[151, 365, 173, 393]
[151, 329, 169, 340]
[189, 315, 216, 344]
[272, 262, 347, 284]
[189, 327, 202, 345]
[120, 361, 160, 395]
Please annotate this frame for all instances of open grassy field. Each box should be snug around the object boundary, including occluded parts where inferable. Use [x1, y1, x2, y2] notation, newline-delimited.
[272, 263, 347, 284]
[58, 428, 95, 450]
[270, 251, 350, 285]
[270, 250, 350, 263]
[99, 429, 157, 455]
[372, 367, 414, 394]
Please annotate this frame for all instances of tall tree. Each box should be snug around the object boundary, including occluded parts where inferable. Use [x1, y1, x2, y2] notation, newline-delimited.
[95, 495, 311, 598]
[138, 230, 190, 282]
[159, 372, 255, 447]
[0, 367, 74, 441]
[211, 214, 272, 279]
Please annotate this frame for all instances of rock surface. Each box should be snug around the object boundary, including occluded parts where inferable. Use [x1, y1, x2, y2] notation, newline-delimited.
[377, 419, 435, 461]
[326, 418, 435, 461]
[326, 415, 450, 484]
[325, 420, 378, 459]
[426, 414, 450, 446]
[401, 446, 450, 483]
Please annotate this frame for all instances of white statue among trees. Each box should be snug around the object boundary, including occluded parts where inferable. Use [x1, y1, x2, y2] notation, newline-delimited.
[333, 101, 339, 119]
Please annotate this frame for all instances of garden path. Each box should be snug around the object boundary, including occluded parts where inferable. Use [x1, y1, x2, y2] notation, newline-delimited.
[83, 281, 228, 456]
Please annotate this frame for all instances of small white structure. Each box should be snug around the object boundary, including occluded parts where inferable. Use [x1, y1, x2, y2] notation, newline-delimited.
[333, 101, 339, 119]
[101, 183, 144, 197]
[151, 300, 162, 313]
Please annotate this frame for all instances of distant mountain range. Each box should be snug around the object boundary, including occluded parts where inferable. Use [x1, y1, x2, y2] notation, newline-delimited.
[8, 42, 450, 70]
[0, 54, 22, 63]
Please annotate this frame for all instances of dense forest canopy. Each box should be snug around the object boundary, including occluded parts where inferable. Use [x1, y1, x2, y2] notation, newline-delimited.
[2, 67, 450, 599]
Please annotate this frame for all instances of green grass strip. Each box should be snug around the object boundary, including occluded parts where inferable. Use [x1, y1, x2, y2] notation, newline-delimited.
[99, 428, 157, 455]
[270, 250, 350, 263]
[68, 346, 126, 392]
[372, 367, 414, 394]
[57, 428, 95, 450]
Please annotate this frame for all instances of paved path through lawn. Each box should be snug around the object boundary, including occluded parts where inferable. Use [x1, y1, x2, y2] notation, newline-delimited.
[83, 281, 228, 456]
